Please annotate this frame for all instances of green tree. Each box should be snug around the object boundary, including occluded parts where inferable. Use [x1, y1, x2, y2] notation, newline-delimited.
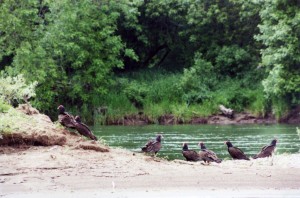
[0, 0, 46, 68]
[1, 0, 139, 121]
[255, 0, 300, 116]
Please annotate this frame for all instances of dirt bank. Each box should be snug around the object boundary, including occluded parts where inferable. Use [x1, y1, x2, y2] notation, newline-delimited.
[0, 104, 108, 152]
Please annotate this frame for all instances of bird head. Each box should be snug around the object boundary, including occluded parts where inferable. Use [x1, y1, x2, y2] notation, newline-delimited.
[75, 115, 81, 123]
[57, 105, 65, 113]
[224, 140, 233, 147]
[156, 134, 163, 142]
[271, 139, 277, 146]
[198, 142, 206, 149]
[182, 142, 188, 151]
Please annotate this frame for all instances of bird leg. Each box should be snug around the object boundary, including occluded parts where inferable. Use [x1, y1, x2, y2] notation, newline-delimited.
[201, 161, 210, 166]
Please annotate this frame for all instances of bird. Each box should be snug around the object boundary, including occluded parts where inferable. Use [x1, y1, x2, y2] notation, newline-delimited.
[182, 143, 201, 161]
[198, 142, 222, 164]
[57, 105, 76, 128]
[225, 140, 250, 160]
[253, 139, 277, 159]
[141, 134, 163, 155]
[74, 115, 98, 141]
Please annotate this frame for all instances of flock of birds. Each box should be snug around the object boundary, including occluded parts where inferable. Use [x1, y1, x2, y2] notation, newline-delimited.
[58, 105, 277, 163]
[57, 105, 97, 141]
[142, 134, 278, 163]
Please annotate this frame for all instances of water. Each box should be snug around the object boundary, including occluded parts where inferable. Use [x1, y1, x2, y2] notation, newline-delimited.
[91, 124, 300, 160]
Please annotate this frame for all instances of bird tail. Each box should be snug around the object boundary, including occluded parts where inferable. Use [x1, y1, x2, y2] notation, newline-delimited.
[89, 134, 97, 141]
[141, 147, 147, 152]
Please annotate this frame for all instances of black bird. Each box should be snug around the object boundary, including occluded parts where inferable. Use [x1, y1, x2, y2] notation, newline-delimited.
[74, 116, 98, 141]
[198, 142, 222, 164]
[225, 140, 250, 160]
[182, 143, 201, 162]
[57, 105, 76, 128]
[253, 139, 277, 159]
[141, 134, 163, 155]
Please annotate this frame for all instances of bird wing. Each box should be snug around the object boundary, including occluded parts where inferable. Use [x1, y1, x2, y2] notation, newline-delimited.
[263, 145, 275, 153]
[260, 145, 268, 152]
[206, 150, 220, 161]
[142, 140, 159, 152]
[254, 145, 275, 158]
[199, 150, 209, 160]
[200, 149, 221, 162]
[75, 122, 97, 140]
[59, 113, 76, 128]
[229, 147, 249, 160]
[144, 139, 155, 147]
[79, 122, 92, 133]
[183, 150, 200, 161]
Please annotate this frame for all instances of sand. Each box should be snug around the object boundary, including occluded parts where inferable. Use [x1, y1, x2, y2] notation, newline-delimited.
[1, 146, 300, 198]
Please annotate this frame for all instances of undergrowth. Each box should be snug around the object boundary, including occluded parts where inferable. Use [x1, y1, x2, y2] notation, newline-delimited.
[0, 105, 31, 134]
[96, 68, 267, 124]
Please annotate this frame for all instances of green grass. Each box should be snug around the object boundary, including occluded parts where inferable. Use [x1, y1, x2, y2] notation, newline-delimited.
[0, 100, 11, 113]
[95, 92, 138, 124]
[271, 97, 289, 120]
[96, 68, 269, 125]
[0, 106, 32, 134]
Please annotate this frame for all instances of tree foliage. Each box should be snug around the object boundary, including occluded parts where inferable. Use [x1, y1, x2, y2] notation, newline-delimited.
[0, 0, 139, 119]
[256, 0, 300, 115]
[0, 0, 299, 122]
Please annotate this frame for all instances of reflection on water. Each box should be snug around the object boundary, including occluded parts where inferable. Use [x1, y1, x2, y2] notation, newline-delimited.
[91, 124, 300, 160]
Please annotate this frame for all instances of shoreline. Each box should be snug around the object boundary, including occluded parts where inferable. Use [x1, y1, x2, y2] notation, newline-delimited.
[4, 188, 300, 198]
[1, 146, 300, 197]
[105, 112, 278, 126]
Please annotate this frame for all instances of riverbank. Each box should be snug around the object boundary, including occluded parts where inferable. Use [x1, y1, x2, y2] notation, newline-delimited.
[1, 146, 300, 197]
[105, 109, 300, 126]
[1, 105, 300, 197]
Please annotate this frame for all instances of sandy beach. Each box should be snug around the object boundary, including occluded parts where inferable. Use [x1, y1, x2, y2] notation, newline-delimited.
[1, 145, 300, 198]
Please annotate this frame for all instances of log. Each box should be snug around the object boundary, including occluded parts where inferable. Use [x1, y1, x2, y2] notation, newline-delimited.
[219, 105, 234, 118]
[96, 106, 108, 115]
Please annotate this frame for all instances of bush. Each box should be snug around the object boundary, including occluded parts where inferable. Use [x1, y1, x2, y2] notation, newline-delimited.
[124, 80, 149, 109]
[215, 45, 252, 78]
[0, 99, 11, 113]
[0, 73, 37, 105]
[179, 53, 216, 105]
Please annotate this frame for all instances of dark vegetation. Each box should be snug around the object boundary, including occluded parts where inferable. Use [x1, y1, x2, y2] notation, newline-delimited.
[0, 0, 299, 124]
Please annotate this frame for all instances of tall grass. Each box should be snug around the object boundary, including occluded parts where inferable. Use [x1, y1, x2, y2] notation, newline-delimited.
[95, 92, 137, 124]
[271, 97, 289, 120]
[96, 68, 269, 125]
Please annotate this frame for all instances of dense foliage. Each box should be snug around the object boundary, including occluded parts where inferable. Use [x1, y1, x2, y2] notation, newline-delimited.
[0, 0, 299, 123]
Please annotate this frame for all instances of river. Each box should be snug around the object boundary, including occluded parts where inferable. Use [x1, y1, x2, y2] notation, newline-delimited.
[92, 124, 300, 160]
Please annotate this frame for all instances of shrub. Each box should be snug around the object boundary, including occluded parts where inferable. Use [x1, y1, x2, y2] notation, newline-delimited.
[179, 53, 216, 105]
[0, 73, 37, 105]
[0, 99, 11, 113]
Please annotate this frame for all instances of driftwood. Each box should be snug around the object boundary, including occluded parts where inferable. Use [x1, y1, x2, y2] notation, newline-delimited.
[219, 105, 234, 119]
[96, 106, 108, 115]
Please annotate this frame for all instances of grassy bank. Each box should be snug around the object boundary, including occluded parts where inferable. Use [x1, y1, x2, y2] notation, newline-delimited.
[95, 69, 268, 125]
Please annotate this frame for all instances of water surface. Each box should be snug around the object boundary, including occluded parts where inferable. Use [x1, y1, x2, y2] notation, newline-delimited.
[92, 124, 300, 160]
